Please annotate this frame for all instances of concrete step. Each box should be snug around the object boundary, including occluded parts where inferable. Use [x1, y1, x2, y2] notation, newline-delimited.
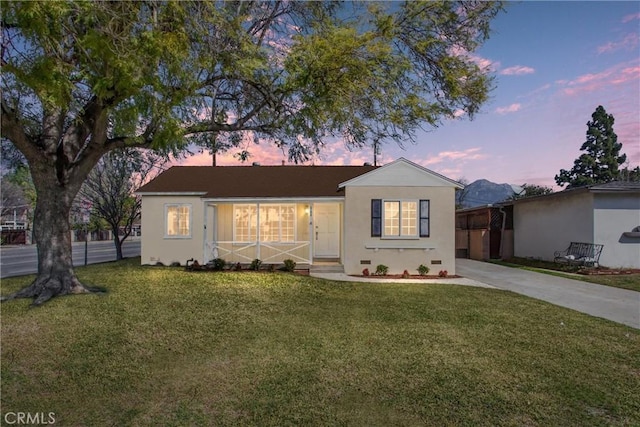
[310, 264, 345, 273]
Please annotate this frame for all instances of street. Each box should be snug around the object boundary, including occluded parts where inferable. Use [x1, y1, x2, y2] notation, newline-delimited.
[0, 240, 141, 279]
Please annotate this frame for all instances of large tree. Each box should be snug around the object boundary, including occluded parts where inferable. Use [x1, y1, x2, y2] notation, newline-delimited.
[1, 1, 503, 304]
[555, 105, 627, 188]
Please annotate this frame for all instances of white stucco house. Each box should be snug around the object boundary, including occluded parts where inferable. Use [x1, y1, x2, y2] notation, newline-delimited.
[511, 181, 640, 268]
[136, 158, 463, 275]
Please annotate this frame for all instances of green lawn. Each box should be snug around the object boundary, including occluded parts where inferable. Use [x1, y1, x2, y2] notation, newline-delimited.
[492, 258, 640, 292]
[1, 259, 639, 426]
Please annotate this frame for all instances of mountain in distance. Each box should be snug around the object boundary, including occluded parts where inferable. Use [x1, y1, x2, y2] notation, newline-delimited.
[457, 179, 523, 209]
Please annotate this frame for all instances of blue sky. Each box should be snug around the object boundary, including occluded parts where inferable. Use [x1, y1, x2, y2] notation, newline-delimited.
[181, 1, 640, 189]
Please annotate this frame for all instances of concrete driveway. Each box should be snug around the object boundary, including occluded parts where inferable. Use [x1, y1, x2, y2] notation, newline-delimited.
[457, 258, 640, 329]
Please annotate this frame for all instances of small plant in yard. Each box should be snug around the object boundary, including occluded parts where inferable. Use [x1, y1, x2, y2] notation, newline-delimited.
[362, 268, 370, 276]
[402, 269, 410, 279]
[438, 270, 448, 278]
[234, 262, 242, 271]
[209, 258, 226, 271]
[375, 264, 389, 276]
[250, 258, 263, 271]
[283, 259, 296, 272]
[418, 264, 430, 276]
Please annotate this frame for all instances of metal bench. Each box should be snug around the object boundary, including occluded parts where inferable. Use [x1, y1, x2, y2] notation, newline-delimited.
[554, 242, 604, 267]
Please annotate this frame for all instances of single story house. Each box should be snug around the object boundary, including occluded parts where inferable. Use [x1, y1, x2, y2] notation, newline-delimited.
[510, 181, 640, 268]
[136, 158, 463, 275]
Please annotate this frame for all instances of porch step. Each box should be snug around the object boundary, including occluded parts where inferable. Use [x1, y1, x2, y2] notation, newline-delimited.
[309, 264, 345, 273]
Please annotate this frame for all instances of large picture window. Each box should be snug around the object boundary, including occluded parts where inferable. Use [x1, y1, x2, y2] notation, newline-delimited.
[165, 204, 191, 237]
[372, 199, 429, 238]
[234, 204, 295, 242]
[384, 201, 417, 237]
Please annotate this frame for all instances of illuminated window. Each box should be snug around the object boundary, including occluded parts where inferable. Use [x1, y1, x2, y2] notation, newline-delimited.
[234, 205, 257, 242]
[372, 199, 429, 238]
[234, 204, 295, 242]
[384, 201, 417, 237]
[165, 204, 191, 237]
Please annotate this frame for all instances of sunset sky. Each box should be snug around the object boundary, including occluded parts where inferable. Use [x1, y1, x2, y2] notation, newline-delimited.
[178, 1, 640, 189]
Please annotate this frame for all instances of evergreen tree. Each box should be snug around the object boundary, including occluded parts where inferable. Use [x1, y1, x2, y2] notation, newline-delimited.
[555, 106, 627, 188]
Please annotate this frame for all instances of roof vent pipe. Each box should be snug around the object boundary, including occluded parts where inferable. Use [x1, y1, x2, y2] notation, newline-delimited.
[252, 162, 261, 166]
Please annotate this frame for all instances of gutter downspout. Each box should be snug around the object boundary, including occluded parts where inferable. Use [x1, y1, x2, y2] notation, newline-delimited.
[499, 206, 507, 259]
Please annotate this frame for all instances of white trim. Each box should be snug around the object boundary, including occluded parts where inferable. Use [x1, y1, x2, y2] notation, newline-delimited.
[338, 157, 464, 189]
[202, 197, 345, 203]
[137, 192, 207, 196]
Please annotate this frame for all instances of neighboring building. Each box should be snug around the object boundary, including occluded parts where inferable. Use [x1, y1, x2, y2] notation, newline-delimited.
[1, 205, 30, 245]
[136, 158, 463, 275]
[455, 205, 513, 261]
[510, 181, 640, 268]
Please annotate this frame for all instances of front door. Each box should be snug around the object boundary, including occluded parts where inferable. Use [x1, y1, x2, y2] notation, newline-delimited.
[314, 203, 340, 258]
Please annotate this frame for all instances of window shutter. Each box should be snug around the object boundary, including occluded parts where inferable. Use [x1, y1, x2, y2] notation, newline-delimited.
[371, 199, 382, 237]
[419, 200, 430, 237]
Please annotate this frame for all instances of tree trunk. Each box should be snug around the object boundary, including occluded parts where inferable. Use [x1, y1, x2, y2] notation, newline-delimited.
[2, 171, 98, 305]
[112, 227, 123, 261]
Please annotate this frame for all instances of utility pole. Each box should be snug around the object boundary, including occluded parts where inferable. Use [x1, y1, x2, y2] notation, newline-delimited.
[373, 141, 381, 166]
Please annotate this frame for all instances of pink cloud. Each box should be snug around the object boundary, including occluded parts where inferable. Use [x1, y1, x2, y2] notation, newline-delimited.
[561, 61, 639, 96]
[421, 147, 486, 166]
[500, 65, 535, 76]
[622, 13, 640, 23]
[449, 44, 499, 72]
[597, 33, 639, 54]
[495, 103, 521, 114]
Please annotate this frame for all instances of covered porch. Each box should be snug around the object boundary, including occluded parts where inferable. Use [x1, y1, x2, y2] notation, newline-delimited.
[203, 200, 343, 267]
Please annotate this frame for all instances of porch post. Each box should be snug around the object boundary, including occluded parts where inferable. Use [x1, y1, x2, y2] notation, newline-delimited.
[308, 203, 313, 264]
[256, 202, 261, 260]
[203, 202, 208, 263]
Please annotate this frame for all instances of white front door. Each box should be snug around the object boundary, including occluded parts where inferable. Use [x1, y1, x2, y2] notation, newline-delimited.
[314, 203, 340, 258]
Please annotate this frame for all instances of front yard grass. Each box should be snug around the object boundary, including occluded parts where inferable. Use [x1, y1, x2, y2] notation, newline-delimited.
[1, 258, 639, 426]
[493, 258, 640, 292]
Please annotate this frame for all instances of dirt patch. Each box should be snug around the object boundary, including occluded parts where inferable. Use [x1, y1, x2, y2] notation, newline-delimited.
[352, 274, 461, 280]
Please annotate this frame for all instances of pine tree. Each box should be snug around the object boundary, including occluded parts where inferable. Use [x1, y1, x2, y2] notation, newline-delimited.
[555, 106, 627, 188]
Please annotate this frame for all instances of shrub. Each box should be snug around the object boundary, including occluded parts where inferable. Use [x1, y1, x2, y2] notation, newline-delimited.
[402, 269, 410, 279]
[417, 264, 430, 276]
[267, 263, 276, 272]
[375, 264, 389, 276]
[438, 270, 448, 278]
[283, 259, 296, 272]
[234, 262, 242, 271]
[362, 268, 370, 276]
[250, 258, 263, 271]
[210, 258, 226, 271]
[170, 261, 181, 267]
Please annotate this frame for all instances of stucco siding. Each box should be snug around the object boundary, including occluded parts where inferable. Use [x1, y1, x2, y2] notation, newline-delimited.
[343, 186, 456, 275]
[514, 193, 594, 261]
[141, 196, 205, 265]
[593, 193, 640, 268]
